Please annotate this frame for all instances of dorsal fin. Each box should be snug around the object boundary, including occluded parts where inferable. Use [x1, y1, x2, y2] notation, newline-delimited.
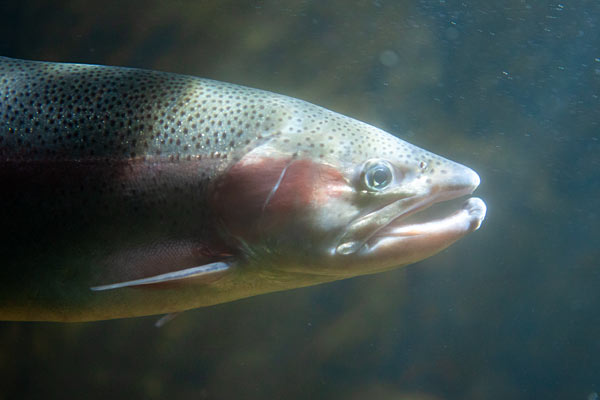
[90, 261, 230, 291]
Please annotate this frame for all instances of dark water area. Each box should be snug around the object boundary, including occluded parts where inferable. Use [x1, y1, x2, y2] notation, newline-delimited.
[0, 1, 599, 399]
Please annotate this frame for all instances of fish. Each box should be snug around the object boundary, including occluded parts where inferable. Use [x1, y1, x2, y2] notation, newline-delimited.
[0, 57, 486, 322]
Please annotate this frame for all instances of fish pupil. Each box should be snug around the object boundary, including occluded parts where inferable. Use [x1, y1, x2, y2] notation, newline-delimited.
[372, 168, 389, 186]
[365, 162, 392, 190]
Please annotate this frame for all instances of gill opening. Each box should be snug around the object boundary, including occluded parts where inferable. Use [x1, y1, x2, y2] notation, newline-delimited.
[258, 155, 297, 238]
[262, 160, 293, 214]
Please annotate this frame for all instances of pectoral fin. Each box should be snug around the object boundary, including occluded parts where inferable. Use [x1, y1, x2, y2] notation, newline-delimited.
[154, 312, 181, 328]
[90, 261, 230, 291]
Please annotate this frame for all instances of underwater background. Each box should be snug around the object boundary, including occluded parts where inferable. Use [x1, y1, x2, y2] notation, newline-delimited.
[0, 1, 598, 399]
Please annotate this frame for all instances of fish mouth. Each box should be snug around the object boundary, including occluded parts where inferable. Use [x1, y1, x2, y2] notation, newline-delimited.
[335, 165, 486, 264]
[339, 195, 487, 278]
[364, 196, 486, 250]
[352, 183, 486, 274]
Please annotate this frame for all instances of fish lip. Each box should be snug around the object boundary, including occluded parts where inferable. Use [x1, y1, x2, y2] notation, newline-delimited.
[334, 191, 463, 256]
[367, 196, 486, 245]
[361, 191, 457, 246]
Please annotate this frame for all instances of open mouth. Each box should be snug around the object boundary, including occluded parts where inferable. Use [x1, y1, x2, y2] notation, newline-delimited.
[327, 191, 487, 277]
[335, 163, 486, 258]
[369, 197, 486, 243]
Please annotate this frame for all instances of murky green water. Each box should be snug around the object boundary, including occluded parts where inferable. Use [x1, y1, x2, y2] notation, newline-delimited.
[1, 1, 598, 399]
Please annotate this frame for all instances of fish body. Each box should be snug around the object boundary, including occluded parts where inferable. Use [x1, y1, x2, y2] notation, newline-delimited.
[0, 57, 486, 322]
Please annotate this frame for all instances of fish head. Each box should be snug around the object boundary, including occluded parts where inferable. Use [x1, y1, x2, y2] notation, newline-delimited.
[211, 108, 486, 279]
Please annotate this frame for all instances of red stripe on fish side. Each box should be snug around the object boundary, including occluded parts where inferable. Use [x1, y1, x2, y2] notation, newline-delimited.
[211, 157, 347, 242]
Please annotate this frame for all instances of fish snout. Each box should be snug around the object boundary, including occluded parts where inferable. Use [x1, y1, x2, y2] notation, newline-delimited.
[432, 163, 481, 202]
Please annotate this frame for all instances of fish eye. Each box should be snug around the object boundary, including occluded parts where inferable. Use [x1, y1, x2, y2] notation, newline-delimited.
[363, 160, 394, 191]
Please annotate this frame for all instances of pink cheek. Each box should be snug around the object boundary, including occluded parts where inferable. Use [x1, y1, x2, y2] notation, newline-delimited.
[210, 157, 348, 243]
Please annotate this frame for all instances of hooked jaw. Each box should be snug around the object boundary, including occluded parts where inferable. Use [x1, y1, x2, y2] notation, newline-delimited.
[337, 163, 486, 272]
[360, 197, 486, 264]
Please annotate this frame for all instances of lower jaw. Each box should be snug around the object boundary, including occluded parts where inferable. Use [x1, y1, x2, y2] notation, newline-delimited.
[379, 197, 486, 238]
[357, 197, 486, 266]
